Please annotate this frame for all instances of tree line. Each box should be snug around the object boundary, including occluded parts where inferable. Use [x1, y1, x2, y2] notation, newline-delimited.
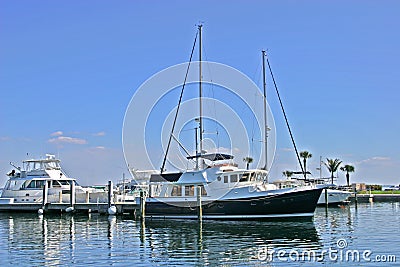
[283, 151, 355, 186]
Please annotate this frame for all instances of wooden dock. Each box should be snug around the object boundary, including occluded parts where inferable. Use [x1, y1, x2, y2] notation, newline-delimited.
[0, 202, 139, 214]
[349, 193, 400, 203]
[0, 181, 145, 218]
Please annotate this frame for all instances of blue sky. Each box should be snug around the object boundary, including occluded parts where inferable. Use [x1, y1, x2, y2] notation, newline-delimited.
[1, 1, 399, 185]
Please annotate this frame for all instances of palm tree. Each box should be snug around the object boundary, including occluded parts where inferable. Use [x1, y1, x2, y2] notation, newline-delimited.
[243, 156, 253, 170]
[282, 170, 293, 179]
[340, 164, 355, 187]
[299, 151, 312, 180]
[325, 158, 342, 185]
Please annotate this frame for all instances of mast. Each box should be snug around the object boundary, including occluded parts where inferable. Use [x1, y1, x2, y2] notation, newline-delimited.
[262, 50, 268, 171]
[198, 24, 203, 169]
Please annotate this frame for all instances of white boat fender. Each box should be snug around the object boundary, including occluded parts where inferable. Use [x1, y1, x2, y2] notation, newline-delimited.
[108, 205, 117, 215]
[38, 208, 44, 215]
[66, 206, 74, 213]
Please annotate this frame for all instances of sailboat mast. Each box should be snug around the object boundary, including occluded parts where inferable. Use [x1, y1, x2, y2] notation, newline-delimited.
[262, 50, 268, 171]
[198, 24, 203, 168]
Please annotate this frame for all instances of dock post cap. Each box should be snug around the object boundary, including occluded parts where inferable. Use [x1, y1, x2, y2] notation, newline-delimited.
[66, 206, 74, 213]
[108, 206, 117, 215]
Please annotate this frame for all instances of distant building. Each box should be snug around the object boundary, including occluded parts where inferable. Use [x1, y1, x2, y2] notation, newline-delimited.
[352, 183, 366, 192]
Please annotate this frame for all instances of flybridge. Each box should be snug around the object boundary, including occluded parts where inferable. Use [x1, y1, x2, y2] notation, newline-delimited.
[186, 153, 234, 161]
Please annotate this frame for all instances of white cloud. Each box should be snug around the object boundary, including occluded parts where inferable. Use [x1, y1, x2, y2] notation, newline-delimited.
[0, 136, 10, 141]
[93, 131, 106, 136]
[50, 131, 63, 136]
[48, 136, 87, 145]
[281, 147, 294, 152]
[356, 156, 391, 165]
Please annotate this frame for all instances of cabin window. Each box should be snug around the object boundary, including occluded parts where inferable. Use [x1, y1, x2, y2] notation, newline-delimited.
[198, 185, 207, 196]
[239, 173, 250, 182]
[230, 174, 238, 183]
[26, 180, 45, 189]
[4, 180, 11, 190]
[224, 176, 228, 183]
[171, 185, 182, 196]
[33, 162, 42, 170]
[185, 185, 195, 196]
[59, 180, 70, 186]
[52, 180, 61, 187]
[20, 180, 29, 189]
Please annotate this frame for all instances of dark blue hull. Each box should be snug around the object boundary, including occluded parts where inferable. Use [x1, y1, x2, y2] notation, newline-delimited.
[146, 188, 323, 219]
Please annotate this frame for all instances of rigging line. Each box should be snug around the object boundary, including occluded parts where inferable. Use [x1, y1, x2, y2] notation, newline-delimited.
[265, 54, 306, 180]
[160, 30, 199, 173]
[171, 134, 192, 158]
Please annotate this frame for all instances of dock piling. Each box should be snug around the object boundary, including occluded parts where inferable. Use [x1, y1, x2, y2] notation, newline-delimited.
[108, 180, 113, 208]
[324, 188, 328, 207]
[42, 181, 49, 208]
[354, 191, 358, 206]
[85, 191, 90, 204]
[197, 186, 202, 222]
[139, 190, 145, 220]
[369, 194, 374, 203]
[70, 181, 76, 207]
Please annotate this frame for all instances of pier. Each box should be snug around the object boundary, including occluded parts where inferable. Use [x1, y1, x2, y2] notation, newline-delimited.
[349, 193, 400, 203]
[0, 202, 140, 214]
[0, 180, 145, 216]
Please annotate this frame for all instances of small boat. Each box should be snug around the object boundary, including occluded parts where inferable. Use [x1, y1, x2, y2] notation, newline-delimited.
[317, 186, 351, 206]
[272, 178, 351, 205]
[1, 154, 107, 204]
[141, 25, 323, 219]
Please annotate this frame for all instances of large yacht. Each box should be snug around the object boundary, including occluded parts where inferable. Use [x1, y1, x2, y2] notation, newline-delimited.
[146, 153, 323, 219]
[129, 25, 324, 219]
[1, 154, 106, 204]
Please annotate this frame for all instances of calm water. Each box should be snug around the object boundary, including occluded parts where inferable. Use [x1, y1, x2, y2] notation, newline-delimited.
[0, 202, 399, 266]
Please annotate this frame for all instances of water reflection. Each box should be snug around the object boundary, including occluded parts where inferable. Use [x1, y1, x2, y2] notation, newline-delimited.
[1, 204, 398, 266]
[0, 213, 320, 266]
[143, 219, 320, 265]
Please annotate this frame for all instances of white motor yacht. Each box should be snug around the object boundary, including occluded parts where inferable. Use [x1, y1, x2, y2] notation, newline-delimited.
[273, 178, 351, 205]
[1, 154, 107, 204]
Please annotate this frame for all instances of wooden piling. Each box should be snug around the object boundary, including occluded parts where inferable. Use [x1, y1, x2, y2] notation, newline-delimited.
[108, 180, 113, 208]
[42, 181, 49, 207]
[139, 190, 145, 220]
[85, 191, 90, 204]
[197, 186, 202, 221]
[70, 181, 76, 207]
[324, 188, 328, 207]
[369, 194, 374, 203]
[354, 191, 358, 204]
